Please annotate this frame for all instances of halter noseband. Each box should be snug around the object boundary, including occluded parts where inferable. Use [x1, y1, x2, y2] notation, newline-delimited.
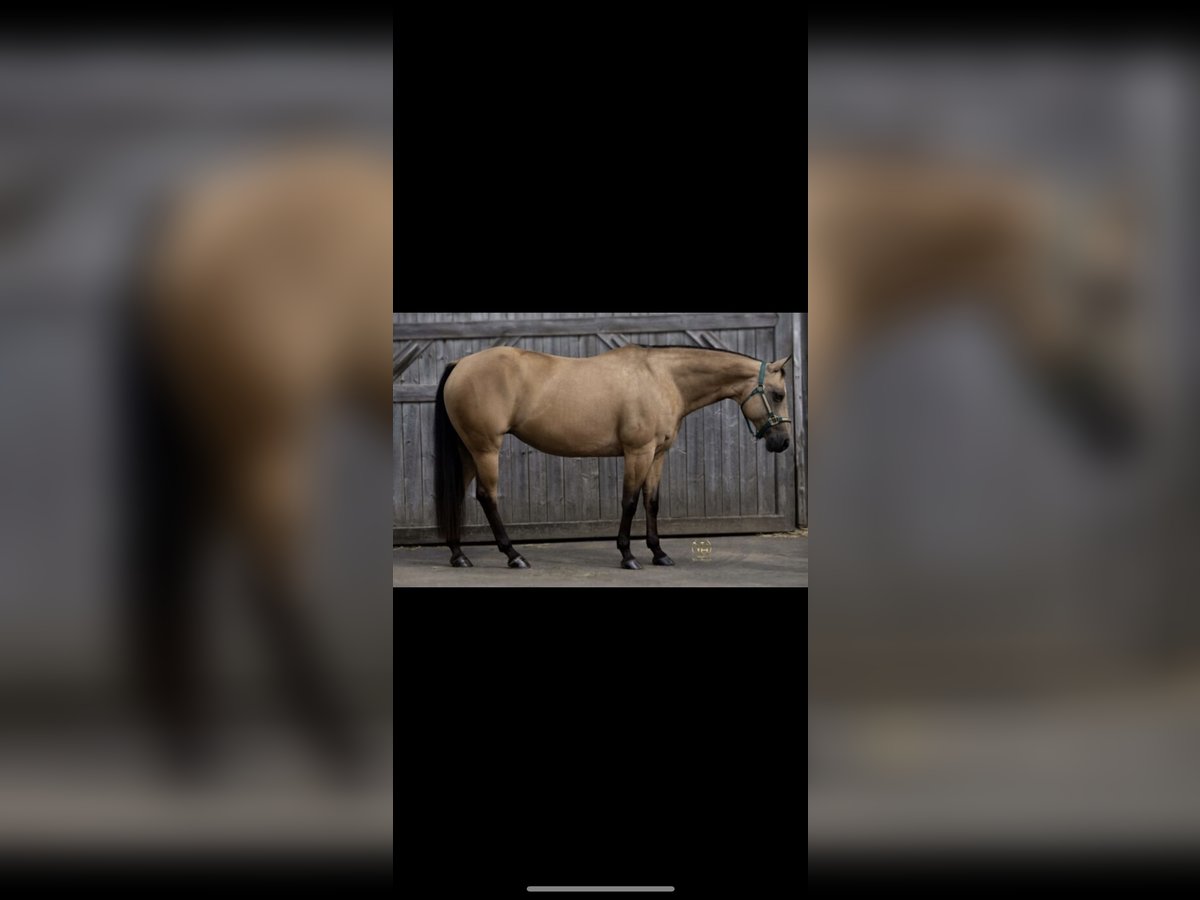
[742, 361, 791, 440]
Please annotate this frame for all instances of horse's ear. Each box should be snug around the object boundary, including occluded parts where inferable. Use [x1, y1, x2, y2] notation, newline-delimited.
[768, 355, 793, 373]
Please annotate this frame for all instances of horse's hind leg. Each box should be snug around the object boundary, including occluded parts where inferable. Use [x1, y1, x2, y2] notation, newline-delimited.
[450, 451, 476, 567]
[472, 445, 529, 569]
[232, 424, 361, 776]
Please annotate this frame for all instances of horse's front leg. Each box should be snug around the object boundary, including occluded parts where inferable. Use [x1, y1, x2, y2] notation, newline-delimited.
[641, 452, 673, 566]
[617, 445, 655, 570]
[473, 446, 529, 568]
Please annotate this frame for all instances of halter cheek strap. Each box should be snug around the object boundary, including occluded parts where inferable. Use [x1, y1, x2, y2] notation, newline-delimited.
[742, 361, 791, 440]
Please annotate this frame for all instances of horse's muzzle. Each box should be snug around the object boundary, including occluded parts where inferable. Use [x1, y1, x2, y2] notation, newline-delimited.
[765, 432, 791, 453]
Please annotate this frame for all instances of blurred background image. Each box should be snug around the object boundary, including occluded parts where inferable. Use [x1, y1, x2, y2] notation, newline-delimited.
[809, 43, 1200, 863]
[0, 39, 391, 867]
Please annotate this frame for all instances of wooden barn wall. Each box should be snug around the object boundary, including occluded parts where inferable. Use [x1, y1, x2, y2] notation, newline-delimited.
[393, 312, 804, 544]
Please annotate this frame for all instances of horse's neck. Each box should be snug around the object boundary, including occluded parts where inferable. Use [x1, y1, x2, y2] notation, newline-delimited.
[809, 160, 1054, 404]
[665, 352, 760, 417]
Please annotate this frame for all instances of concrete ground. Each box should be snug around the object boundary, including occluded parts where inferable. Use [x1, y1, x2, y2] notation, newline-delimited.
[0, 720, 392, 852]
[394, 531, 807, 588]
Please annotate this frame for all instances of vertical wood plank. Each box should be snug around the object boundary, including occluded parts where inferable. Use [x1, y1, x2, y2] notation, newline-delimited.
[738, 326, 757, 516]
[398, 398, 408, 525]
[582, 451, 600, 523]
[401, 402, 423, 527]
[703, 400, 719, 519]
[773, 311, 795, 527]
[756, 326, 776, 515]
[718, 328, 739, 518]
[416, 313, 435, 528]
[795, 311, 807, 528]
[657, 448, 671, 521]
[600, 455, 619, 523]
[668, 406, 686, 523]
[512, 440, 530, 524]
[419, 411, 434, 528]
[686, 400, 703, 519]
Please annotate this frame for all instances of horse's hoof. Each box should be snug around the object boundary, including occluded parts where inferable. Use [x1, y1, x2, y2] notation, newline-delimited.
[451, 556, 474, 568]
[652, 555, 675, 566]
[508, 556, 530, 569]
[621, 558, 642, 570]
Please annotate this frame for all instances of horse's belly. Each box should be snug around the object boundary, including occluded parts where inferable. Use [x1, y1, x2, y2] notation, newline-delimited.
[512, 425, 623, 458]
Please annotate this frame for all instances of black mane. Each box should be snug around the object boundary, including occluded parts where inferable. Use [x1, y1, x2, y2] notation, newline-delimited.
[642, 345, 758, 361]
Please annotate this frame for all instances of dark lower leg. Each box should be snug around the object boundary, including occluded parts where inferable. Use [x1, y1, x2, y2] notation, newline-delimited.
[247, 568, 362, 776]
[617, 491, 641, 569]
[477, 489, 529, 568]
[126, 499, 210, 778]
[449, 539, 473, 567]
[646, 490, 674, 565]
[133, 576, 207, 776]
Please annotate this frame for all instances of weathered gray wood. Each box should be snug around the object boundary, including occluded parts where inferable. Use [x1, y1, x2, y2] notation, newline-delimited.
[794, 312, 807, 528]
[717, 329, 739, 516]
[400, 402, 422, 528]
[597, 332, 630, 350]
[685, 403, 703, 517]
[738, 327, 758, 516]
[392, 384, 436, 402]
[773, 311, 796, 527]
[657, 450, 672, 521]
[600, 455, 619, 523]
[413, 314, 435, 529]
[418, 402, 432, 528]
[581, 455, 600, 522]
[393, 312, 778, 341]
[756, 327, 776, 515]
[514, 440, 533, 524]
[393, 340, 431, 380]
[392, 403, 404, 524]
[394, 514, 795, 546]
[668, 411, 685, 522]
[703, 400, 719, 518]
[698, 330, 735, 352]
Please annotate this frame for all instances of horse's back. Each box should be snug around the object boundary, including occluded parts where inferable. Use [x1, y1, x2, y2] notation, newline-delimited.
[450, 344, 647, 383]
[445, 345, 655, 456]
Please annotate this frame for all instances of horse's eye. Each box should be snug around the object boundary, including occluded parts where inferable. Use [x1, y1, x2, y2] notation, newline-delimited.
[772, 392, 785, 403]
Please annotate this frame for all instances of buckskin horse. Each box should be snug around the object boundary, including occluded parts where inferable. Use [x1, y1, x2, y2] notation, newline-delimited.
[122, 143, 391, 777]
[433, 344, 794, 570]
[808, 149, 1149, 453]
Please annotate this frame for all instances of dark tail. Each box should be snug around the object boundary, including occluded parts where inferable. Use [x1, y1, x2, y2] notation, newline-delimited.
[117, 195, 214, 774]
[434, 363, 467, 544]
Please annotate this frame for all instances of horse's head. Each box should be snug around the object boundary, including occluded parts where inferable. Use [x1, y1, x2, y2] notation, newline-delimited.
[742, 355, 795, 453]
[999, 184, 1151, 458]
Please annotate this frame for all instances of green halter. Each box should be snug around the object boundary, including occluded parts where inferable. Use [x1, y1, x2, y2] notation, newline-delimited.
[742, 361, 791, 439]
